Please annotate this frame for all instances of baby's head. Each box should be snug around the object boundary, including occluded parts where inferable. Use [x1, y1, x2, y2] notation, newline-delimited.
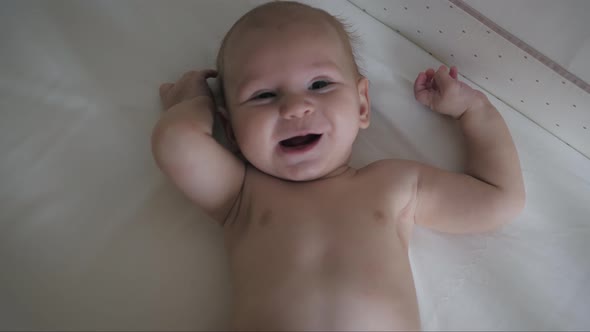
[216, 1, 370, 181]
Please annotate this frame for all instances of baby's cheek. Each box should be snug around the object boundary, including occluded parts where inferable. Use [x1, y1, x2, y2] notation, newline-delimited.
[235, 117, 271, 152]
[234, 126, 255, 152]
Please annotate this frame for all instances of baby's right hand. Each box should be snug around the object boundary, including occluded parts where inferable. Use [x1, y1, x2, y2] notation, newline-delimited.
[158, 69, 218, 111]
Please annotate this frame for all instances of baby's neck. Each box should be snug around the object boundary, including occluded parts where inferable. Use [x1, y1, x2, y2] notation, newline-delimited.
[318, 164, 357, 181]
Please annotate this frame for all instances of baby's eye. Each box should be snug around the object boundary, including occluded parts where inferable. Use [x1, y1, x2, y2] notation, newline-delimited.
[253, 91, 276, 100]
[310, 80, 331, 90]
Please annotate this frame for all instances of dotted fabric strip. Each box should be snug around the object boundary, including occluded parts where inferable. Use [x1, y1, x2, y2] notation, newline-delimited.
[450, 0, 589, 94]
[351, 0, 590, 159]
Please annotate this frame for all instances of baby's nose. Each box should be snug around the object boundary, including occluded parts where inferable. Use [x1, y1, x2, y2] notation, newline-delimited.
[279, 94, 314, 119]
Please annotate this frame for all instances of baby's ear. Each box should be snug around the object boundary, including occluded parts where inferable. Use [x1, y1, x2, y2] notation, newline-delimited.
[357, 76, 371, 129]
[217, 105, 229, 119]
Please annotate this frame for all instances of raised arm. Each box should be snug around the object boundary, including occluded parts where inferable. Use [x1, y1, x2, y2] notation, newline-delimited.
[152, 70, 245, 225]
[410, 65, 525, 233]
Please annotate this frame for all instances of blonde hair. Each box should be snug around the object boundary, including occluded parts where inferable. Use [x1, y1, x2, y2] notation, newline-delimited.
[215, 1, 364, 112]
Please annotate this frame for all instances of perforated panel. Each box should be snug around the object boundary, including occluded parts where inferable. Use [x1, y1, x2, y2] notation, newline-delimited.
[350, 0, 590, 159]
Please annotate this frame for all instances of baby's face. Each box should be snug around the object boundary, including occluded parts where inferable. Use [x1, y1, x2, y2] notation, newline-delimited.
[223, 17, 370, 181]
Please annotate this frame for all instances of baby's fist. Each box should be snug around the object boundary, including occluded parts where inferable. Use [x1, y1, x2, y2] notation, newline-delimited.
[159, 69, 217, 111]
[413, 65, 486, 119]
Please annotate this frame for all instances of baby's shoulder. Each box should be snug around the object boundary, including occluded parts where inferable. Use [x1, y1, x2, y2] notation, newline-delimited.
[359, 158, 422, 195]
[355, 159, 422, 211]
[360, 158, 421, 181]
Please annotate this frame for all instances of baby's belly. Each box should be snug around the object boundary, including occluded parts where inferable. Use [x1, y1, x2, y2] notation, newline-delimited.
[225, 217, 420, 330]
[230, 270, 420, 331]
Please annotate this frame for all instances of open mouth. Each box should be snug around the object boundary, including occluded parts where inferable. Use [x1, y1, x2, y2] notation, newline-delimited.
[279, 134, 322, 151]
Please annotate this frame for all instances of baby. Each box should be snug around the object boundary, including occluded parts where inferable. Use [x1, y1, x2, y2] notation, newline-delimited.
[152, 1, 525, 330]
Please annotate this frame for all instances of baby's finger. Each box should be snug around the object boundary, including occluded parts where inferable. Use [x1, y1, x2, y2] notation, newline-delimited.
[424, 68, 436, 89]
[415, 88, 433, 108]
[424, 68, 435, 80]
[433, 65, 454, 89]
[179, 70, 199, 84]
[201, 69, 218, 79]
[187, 69, 217, 82]
[450, 66, 458, 80]
[414, 72, 433, 107]
[159, 83, 174, 98]
[414, 72, 428, 91]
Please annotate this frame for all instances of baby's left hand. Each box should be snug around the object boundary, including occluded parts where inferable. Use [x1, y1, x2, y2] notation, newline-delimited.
[414, 65, 487, 119]
[159, 69, 217, 111]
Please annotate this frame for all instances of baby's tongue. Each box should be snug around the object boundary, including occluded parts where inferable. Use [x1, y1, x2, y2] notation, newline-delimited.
[281, 134, 319, 147]
[285, 136, 308, 145]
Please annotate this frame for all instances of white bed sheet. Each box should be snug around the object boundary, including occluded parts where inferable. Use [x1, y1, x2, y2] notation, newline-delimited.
[1, 0, 589, 330]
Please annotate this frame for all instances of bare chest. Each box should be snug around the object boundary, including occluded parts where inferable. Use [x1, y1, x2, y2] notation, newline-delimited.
[223, 165, 416, 282]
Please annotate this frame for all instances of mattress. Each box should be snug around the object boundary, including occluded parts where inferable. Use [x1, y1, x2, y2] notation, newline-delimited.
[1, 0, 589, 330]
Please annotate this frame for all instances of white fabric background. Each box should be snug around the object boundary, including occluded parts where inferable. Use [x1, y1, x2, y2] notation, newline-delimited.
[1, 0, 589, 330]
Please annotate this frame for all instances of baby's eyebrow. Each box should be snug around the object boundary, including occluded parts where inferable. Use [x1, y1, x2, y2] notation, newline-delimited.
[307, 60, 342, 73]
[309, 60, 342, 75]
[235, 76, 263, 100]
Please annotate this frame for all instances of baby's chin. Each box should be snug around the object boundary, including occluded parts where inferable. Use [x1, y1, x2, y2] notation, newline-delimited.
[261, 161, 333, 182]
[277, 170, 325, 182]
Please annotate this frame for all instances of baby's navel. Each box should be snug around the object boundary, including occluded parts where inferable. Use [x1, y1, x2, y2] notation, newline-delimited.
[258, 209, 273, 227]
[373, 210, 387, 225]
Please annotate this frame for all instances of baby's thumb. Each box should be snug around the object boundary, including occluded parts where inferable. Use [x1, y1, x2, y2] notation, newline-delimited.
[433, 65, 454, 90]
